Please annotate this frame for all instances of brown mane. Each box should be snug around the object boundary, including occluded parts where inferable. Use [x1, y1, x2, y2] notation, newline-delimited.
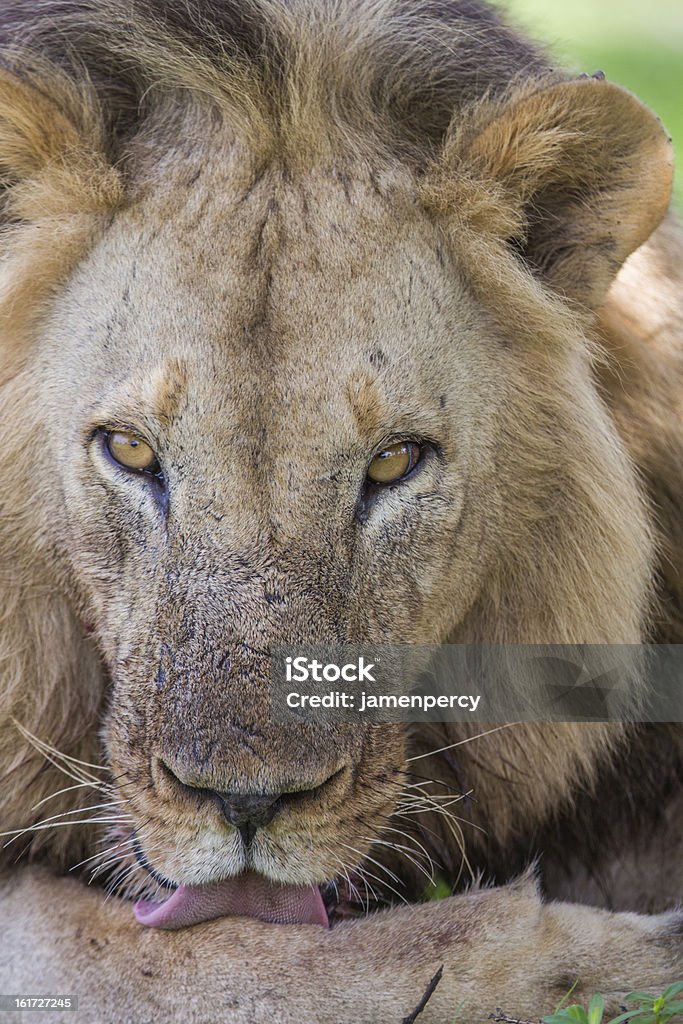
[0, 0, 551, 167]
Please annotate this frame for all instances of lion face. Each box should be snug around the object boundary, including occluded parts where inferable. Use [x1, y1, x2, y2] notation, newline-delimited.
[27, 150, 514, 890]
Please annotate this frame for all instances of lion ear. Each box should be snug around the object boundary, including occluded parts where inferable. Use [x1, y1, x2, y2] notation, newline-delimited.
[434, 78, 674, 308]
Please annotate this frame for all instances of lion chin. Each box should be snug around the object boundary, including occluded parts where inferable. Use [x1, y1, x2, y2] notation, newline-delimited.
[0, 5, 681, 1019]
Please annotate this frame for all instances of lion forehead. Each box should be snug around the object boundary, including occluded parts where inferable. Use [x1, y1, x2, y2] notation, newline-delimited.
[52, 155, 466, 415]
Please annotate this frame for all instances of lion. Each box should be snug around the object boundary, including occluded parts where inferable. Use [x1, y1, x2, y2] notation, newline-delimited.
[0, 1, 681, 1021]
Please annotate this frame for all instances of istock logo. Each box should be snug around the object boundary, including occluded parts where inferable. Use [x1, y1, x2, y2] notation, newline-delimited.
[285, 656, 376, 683]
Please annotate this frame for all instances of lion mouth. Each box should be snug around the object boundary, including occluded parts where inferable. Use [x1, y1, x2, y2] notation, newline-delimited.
[130, 837, 375, 930]
[134, 870, 330, 929]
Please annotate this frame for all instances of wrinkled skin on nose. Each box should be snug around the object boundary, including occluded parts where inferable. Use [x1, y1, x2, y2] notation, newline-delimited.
[103, 537, 407, 888]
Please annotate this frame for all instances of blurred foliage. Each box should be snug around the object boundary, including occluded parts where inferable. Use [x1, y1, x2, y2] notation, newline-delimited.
[502, 0, 683, 207]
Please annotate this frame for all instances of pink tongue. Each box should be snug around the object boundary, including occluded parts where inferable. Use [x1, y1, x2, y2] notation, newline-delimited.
[134, 871, 329, 930]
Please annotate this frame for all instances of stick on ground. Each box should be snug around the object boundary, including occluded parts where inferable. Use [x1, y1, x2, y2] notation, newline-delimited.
[402, 965, 445, 1024]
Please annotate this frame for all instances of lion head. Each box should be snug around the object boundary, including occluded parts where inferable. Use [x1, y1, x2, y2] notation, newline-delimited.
[0, 0, 673, 920]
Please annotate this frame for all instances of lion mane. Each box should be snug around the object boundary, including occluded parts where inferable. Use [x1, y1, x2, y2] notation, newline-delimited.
[0, 0, 681, 913]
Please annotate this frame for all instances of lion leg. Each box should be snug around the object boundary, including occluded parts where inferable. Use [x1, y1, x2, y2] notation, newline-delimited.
[1, 869, 680, 1024]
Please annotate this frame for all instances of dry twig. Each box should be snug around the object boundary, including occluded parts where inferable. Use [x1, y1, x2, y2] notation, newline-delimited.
[402, 965, 444, 1024]
[489, 1009, 543, 1024]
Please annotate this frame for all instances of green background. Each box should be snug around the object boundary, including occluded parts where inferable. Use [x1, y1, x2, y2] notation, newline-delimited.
[502, 0, 683, 207]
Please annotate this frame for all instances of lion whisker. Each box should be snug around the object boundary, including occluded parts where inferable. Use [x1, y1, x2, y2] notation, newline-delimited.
[396, 794, 485, 834]
[1, 817, 128, 850]
[338, 840, 403, 886]
[397, 782, 485, 852]
[394, 803, 474, 884]
[22, 799, 126, 829]
[337, 841, 408, 905]
[88, 842, 142, 884]
[94, 826, 162, 900]
[397, 793, 470, 812]
[103, 862, 142, 902]
[360, 835, 436, 885]
[346, 867, 380, 908]
[380, 822, 439, 862]
[71, 829, 139, 873]
[31, 780, 117, 811]
[400, 780, 472, 803]
[401, 783, 470, 801]
[16, 744, 104, 791]
[321, 845, 372, 910]
[402, 772, 463, 789]
[374, 822, 440, 875]
[12, 720, 108, 776]
[357, 814, 441, 879]
[1, 810, 128, 841]
[406, 723, 519, 762]
[351, 862, 407, 906]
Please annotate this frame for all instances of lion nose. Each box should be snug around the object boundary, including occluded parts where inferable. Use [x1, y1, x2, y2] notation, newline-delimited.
[156, 758, 346, 845]
[213, 791, 282, 845]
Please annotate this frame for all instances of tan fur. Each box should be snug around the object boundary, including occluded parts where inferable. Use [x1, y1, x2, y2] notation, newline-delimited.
[0, 63, 123, 361]
[1, 868, 680, 1024]
[0, 2, 681, 1020]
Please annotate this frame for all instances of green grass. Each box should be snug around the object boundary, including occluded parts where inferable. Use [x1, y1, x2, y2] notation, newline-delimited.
[477, 983, 683, 1024]
[543, 983, 683, 1024]
[501, 0, 683, 206]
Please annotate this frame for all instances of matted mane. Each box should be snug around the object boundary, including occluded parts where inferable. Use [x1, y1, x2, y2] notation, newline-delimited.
[0, 0, 551, 165]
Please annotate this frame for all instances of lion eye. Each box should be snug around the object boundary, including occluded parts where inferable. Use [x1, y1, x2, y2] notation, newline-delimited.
[366, 441, 422, 485]
[105, 430, 160, 475]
